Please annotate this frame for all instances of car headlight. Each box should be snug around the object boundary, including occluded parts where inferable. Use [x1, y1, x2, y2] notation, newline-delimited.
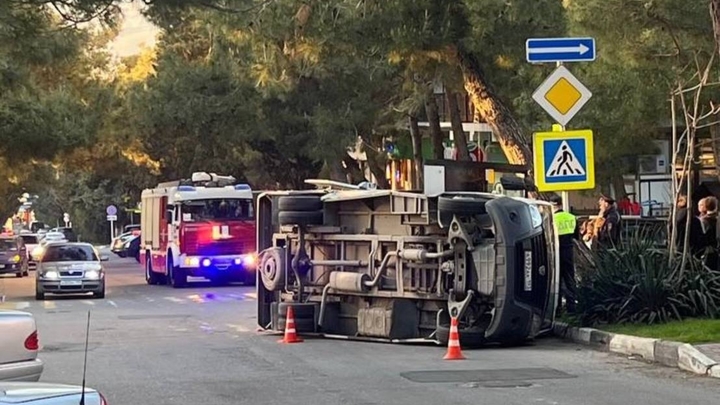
[11, 255, 21, 263]
[85, 270, 100, 279]
[43, 271, 59, 279]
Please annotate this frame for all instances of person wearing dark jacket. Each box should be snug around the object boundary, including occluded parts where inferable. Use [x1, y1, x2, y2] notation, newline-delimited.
[596, 195, 621, 248]
[699, 196, 718, 270]
[674, 194, 703, 254]
[552, 195, 579, 314]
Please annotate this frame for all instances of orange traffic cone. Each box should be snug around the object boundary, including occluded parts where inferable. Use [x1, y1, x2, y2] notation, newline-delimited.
[279, 306, 303, 344]
[443, 316, 465, 360]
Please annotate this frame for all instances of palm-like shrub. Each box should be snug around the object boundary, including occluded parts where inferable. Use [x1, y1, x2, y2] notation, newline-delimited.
[574, 228, 720, 326]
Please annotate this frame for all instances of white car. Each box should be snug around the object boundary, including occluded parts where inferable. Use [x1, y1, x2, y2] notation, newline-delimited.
[0, 382, 107, 404]
[35, 243, 108, 300]
[0, 310, 43, 382]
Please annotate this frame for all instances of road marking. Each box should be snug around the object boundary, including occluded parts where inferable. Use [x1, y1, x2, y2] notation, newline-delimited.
[244, 292, 257, 300]
[42, 301, 56, 309]
[0, 302, 19, 309]
[81, 300, 96, 306]
[15, 302, 30, 310]
[107, 300, 118, 307]
[164, 297, 185, 303]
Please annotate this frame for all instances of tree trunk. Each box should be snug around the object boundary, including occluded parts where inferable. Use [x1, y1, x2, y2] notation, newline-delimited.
[711, 124, 720, 181]
[321, 158, 347, 183]
[711, 0, 720, 56]
[409, 115, 424, 189]
[342, 154, 366, 184]
[611, 174, 627, 200]
[454, 46, 531, 166]
[424, 94, 445, 160]
[447, 89, 471, 161]
[361, 136, 390, 189]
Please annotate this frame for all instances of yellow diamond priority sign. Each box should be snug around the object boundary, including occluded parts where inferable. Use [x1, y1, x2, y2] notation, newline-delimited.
[532, 66, 591, 126]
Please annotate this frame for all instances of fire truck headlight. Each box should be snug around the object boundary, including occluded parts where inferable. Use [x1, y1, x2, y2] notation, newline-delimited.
[243, 254, 257, 267]
[183, 257, 200, 267]
[201, 258, 212, 267]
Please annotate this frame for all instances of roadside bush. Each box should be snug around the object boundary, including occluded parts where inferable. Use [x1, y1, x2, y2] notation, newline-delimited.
[575, 231, 720, 326]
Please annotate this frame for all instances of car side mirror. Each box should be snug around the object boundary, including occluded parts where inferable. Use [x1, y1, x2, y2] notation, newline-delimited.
[100, 255, 110, 262]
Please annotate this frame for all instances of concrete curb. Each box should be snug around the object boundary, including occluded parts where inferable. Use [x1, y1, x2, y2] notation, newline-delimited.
[553, 322, 720, 379]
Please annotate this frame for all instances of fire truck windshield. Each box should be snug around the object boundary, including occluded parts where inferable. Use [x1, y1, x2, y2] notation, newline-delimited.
[180, 199, 254, 221]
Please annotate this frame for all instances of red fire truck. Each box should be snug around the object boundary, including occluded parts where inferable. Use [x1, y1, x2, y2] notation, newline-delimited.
[140, 172, 257, 288]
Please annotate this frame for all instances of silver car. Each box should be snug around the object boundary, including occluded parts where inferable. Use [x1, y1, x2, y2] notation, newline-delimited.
[0, 310, 44, 382]
[0, 382, 107, 404]
[36, 243, 108, 300]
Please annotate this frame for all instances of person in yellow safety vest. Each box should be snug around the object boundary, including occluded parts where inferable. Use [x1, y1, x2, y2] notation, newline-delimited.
[551, 194, 580, 314]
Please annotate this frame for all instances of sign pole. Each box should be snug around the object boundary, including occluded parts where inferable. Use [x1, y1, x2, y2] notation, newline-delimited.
[555, 60, 571, 213]
[109, 220, 114, 243]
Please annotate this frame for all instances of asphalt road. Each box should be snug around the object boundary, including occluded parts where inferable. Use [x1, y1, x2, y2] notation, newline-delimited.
[1, 250, 720, 405]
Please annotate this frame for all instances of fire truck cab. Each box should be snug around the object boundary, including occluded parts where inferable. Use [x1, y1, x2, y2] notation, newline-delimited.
[140, 172, 257, 288]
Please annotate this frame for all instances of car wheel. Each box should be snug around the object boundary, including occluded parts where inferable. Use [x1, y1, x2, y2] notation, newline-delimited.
[15, 271, 22, 278]
[94, 287, 105, 299]
[278, 210, 324, 227]
[277, 195, 323, 212]
[35, 287, 44, 301]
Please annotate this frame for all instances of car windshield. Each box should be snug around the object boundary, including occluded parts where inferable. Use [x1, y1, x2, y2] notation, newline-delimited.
[43, 245, 98, 262]
[181, 199, 254, 221]
[0, 239, 17, 251]
[21, 235, 38, 244]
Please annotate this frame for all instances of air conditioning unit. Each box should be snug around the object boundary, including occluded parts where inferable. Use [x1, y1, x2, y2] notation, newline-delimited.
[638, 155, 667, 174]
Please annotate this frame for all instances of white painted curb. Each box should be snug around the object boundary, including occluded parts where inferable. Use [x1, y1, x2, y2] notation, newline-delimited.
[554, 322, 720, 379]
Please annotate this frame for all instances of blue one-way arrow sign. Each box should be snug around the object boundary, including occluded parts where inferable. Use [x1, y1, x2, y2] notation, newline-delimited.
[526, 37, 596, 63]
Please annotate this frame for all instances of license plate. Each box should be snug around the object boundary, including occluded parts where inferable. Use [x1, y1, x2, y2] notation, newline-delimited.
[60, 280, 83, 286]
[523, 251, 533, 292]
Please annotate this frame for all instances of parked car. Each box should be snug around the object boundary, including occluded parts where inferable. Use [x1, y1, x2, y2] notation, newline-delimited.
[0, 382, 107, 404]
[123, 224, 140, 233]
[0, 237, 29, 277]
[35, 243, 108, 300]
[0, 310, 43, 382]
[110, 231, 138, 257]
[19, 234, 40, 270]
[48, 228, 77, 243]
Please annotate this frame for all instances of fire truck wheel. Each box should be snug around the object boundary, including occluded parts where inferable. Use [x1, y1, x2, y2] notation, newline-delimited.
[145, 255, 164, 285]
[168, 258, 187, 288]
[278, 195, 323, 212]
[259, 247, 285, 292]
[278, 210, 324, 227]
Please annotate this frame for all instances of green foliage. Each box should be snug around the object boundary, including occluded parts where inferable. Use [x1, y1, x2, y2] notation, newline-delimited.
[576, 231, 720, 326]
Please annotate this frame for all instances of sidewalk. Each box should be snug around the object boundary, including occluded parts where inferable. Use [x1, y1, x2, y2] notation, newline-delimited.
[554, 322, 720, 379]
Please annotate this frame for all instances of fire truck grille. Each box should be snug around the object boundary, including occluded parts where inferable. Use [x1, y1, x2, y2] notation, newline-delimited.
[185, 241, 245, 256]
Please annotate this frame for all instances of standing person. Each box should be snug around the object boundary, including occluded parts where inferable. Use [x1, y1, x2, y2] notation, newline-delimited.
[699, 196, 718, 269]
[596, 195, 622, 248]
[551, 195, 578, 314]
[674, 194, 702, 254]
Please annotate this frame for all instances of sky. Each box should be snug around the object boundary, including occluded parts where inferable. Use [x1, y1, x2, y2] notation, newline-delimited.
[108, 1, 159, 57]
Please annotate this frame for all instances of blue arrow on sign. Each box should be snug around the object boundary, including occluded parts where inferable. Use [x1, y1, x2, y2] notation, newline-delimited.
[526, 37, 596, 63]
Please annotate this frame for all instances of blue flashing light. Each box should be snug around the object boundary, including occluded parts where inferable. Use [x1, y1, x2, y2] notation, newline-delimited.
[177, 185, 196, 191]
[234, 184, 251, 191]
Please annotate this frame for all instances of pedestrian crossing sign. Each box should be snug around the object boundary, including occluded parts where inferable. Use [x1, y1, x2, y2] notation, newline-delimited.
[533, 129, 595, 192]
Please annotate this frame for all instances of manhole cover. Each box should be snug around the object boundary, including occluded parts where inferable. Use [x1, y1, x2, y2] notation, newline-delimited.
[118, 314, 190, 320]
[400, 368, 575, 383]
